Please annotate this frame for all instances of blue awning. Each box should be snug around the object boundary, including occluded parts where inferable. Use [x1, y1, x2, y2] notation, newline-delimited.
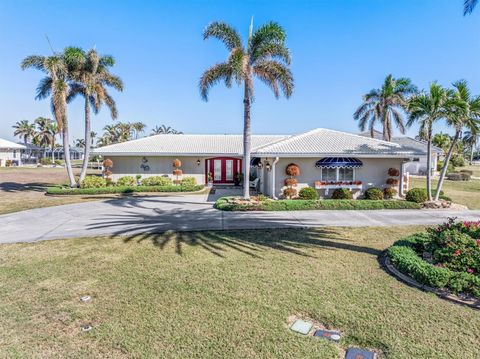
[315, 157, 363, 168]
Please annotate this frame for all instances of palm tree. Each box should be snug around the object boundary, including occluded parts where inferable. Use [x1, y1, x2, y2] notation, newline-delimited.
[150, 124, 183, 135]
[131, 122, 147, 138]
[75, 138, 86, 148]
[463, 130, 478, 164]
[12, 120, 36, 144]
[66, 47, 123, 183]
[354, 75, 417, 141]
[21, 52, 77, 187]
[407, 83, 451, 201]
[90, 131, 97, 147]
[116, 122, 134, 142]
[33, 117, 56, 159]
[464, 0, 478, 15]
[200, 19, 294, 199]
[435, 80, 480, 201]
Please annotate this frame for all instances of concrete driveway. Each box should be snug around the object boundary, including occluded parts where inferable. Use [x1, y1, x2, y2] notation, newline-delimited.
[1, 192, 480, 244]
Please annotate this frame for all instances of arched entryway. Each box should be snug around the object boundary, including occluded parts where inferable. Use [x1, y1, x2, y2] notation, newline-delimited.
[205, 157, 242, 184]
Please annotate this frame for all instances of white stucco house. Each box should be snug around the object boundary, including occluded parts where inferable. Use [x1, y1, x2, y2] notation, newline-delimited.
[93, 128, 427, 198]
[0, 138, 26, 166]
[360, 130, 443, 176]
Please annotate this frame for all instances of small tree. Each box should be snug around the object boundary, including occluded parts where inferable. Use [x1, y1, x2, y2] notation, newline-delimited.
[173, 159, 182, 185]
[103, 158, 113, 185]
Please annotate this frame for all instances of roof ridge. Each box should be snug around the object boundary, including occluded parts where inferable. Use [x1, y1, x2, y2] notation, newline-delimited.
[324, 128, 402, 147]
[254, 128, 323, 152]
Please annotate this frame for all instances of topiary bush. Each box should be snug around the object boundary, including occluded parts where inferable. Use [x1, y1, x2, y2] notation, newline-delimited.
[117, 176, 136, 186]
[388, 167, 400, 177]
[298, 187, 318, 200]
[283, 187, 297, 199]
[364, 187, 383, 200]
[405, 188, 428, 203]
[386, 178, 399, 186]
[81, 175, 106, 188]
[383, 187, 397, 199]
[285, 163, 300, 176]
[331, 188, 353, 200]
[181, 176, 196, 186]
[141, 176, 172, 186]
[284, 178, 298, 187]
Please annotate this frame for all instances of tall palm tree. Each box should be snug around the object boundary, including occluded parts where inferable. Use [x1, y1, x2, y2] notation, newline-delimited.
[75, 138, 86, 148]
[21, 52, 76, 187]
[12, 120, 36, 144]
[66, 47, 123, 183]
[116, 122, 134, 142]
[33, 117, 56, 158]
[464, 0, 478, 15]
[131, 122, 147, 138]
[354, 75, 417, 141]
[200, 19, 294, 199]
[90, 131, 97, 147]
[407, 83, 451, 201]
[463, 130, 478, 164]
[435, 80, 480, 201]
[150, 125, 183, 135]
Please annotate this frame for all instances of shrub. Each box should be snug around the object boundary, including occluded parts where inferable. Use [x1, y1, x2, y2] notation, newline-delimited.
[117, 176, 136, 186]
[298, 187, 318, 200]
[285, 163, 300, 176]
[388, 167, 400, 176]
[283, 187, 297, 199]
[386, 178, 399, 186]
[451, 154, 465, 167]
[40, 158, 53, 165]
[284, 178, 298, 187]
[331, 188, 352, 200]
[364, 187, 383, 200]
[81, 175, 106, 188]
[437, 160, 455, 173]
[460, 169, 474, 176]
[54, 159, 63, 166]
[383, 187, 397, 199]
[141, 176, 172, 186]
[406, 188, 428, 203]
[181, 176, 196, 186]
[446, 172, 471, 181]
[47, 184, 204, 195]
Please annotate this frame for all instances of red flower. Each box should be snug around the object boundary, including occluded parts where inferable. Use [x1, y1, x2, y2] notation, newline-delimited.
[453, 250, 462, 257]
[467, 268, 475, 274]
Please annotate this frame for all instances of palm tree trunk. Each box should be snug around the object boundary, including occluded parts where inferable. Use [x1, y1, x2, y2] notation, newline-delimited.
[242, 82, 251, 200]
[62, 123, 76, 187]
[435, 129, 460, 201]
[79, 97, 91, 183]
[470, 141, 475, 165]
[426, 126, 433, 201]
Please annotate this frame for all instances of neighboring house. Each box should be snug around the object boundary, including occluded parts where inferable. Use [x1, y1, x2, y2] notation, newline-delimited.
[0, 138, 26, 166]
[19, 142, 44, 164]
[360, 130, 442, 176]
[93, 128, 426, 198]
[45, 146, 85, 161]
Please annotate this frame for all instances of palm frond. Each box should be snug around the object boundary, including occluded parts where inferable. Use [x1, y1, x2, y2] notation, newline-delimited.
[464, 0, 478, 15]
[250, 22, 286, 53]
[35, 77, 53, 100]
[199, 63, 234, 101]
[253, 60, 293, 98]
[251, 42, 291, 64]
[20, 55, 45, 71]
[203, 22, 242, 51]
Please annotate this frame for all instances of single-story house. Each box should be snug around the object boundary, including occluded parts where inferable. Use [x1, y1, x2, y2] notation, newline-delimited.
[360, 130, 443, 176]
[0, 138, 26, 166]
[93, 128, 427, 198]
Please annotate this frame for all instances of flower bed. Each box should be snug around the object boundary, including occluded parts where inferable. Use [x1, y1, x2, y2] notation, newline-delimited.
[214, 196, 422, 211]
[387, 219, 480, 299]
[46, 184, 205, 195]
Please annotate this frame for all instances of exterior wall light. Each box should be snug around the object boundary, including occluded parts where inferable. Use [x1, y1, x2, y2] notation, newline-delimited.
[265, 161, 271, 171]
[197, 159, 201, 166]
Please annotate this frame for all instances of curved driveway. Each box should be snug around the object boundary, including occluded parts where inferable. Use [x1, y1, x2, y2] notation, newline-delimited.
[1, 193, 480, 244]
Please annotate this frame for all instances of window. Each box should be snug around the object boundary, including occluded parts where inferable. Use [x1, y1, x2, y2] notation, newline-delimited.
[321, 167, 355, 182]
[338, 167, 354, 181]
[322, 168, 337, 181]
[13, 150, 16, 158]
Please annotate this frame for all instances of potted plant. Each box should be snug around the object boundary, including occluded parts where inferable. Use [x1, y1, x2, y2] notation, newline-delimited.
[234, 172, 243, 186]
[136, 174, 142, 186]
[207, 172, 213, 187]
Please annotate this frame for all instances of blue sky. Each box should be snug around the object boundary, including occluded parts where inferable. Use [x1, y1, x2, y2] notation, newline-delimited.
[0, 0, 479, 142]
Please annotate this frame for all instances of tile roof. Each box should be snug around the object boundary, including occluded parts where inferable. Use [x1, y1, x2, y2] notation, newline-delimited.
[0, 138, 26, 149]
[359, 130, 443, 154]
[93, 134, 289, 156]
[93, 128, 427, 157]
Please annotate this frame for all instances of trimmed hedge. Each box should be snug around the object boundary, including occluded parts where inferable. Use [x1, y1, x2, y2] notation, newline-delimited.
[141, 176, 172, 186]
[46, 184, 204, 195]
[331, 188, 353, 199]
[388, 234, 480, 297]
[298, 187, 318, 200]
[364, 187, 383, 200]
[214, 197, 422, 211]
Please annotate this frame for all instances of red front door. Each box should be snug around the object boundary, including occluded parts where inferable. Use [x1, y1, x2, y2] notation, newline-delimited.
[206, 157, 242, 184]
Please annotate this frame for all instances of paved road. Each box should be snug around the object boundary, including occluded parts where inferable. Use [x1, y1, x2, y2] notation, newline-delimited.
[1, 193, 480, 244]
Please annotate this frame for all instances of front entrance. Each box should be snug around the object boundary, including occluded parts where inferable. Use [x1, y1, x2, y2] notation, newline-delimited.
[206, 157, 242, 184]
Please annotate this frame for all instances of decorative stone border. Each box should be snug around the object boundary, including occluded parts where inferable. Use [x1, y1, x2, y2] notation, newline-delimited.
[381, 252, 480, 310]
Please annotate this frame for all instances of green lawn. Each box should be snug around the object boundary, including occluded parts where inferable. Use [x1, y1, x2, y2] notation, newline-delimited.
[458, 164, 480, 177]
[1, 227, 479, 358]
[410, 176, 480, 209]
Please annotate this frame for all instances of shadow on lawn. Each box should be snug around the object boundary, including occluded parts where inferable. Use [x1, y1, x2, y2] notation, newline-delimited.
[0, 182, 49, 193]
[87, 200, 382, 258]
